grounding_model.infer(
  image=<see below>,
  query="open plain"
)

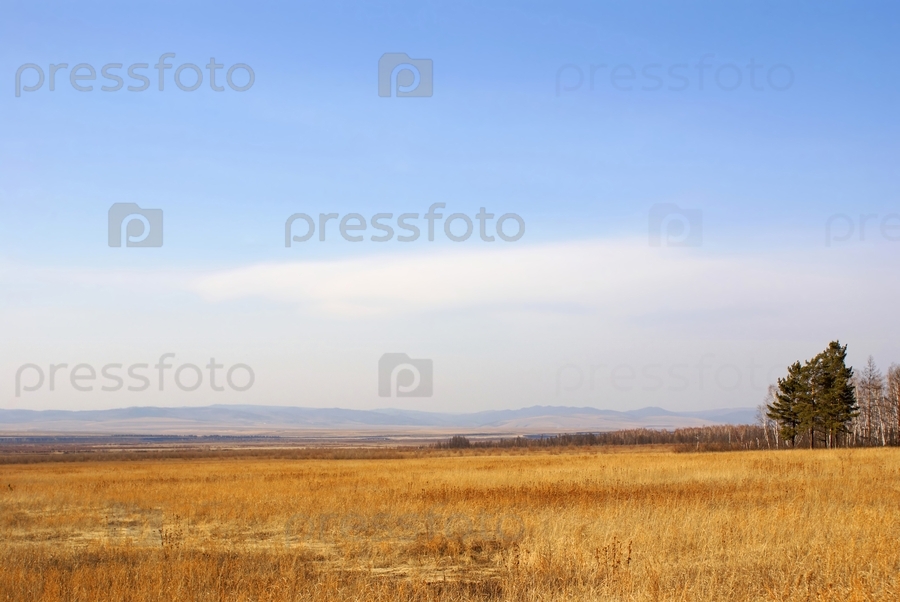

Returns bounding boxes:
[1,446,899,601]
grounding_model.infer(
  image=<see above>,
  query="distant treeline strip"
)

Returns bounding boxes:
[434,426,769,452]
[0,447,412,464]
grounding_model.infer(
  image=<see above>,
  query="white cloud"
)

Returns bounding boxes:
[186,238,900,322]
[189,239,714,317]
[3,240,898,412]
[4,239,897,327]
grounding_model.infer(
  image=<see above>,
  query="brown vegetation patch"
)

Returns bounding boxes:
[1,447,899,600]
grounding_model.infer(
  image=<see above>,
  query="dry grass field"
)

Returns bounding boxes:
[1,446,899,601]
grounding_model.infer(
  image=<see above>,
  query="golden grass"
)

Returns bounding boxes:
[1,447,899,601]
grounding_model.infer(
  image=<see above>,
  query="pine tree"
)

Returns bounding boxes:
[815,341,857,447]
[769,341,858,449]
[795,359,821,448]
[767,361,805,447]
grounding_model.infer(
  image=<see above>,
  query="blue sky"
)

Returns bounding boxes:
[2,1,898,412]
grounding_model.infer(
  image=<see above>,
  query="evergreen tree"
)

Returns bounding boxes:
[798,354,823,448]
[814,341,857,447]
[769,341,857,449]
[767,361,805,447]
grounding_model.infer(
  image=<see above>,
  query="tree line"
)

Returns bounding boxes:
[436,341,900,452]
[435,424,770,452]
[762,341,900,448]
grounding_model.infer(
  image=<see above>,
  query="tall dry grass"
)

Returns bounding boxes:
[1,447,898,601]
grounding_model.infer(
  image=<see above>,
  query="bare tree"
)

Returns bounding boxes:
[888,364,900,446]
[758,386,779,449]
[855,357,886,446]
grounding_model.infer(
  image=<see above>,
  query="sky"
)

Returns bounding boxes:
[1,0,899,413]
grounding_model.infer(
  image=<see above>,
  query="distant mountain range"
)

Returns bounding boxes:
[0,405,758,436]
